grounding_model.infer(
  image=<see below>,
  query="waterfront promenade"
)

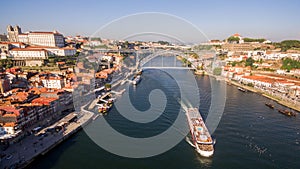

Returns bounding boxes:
[0,110,94,169]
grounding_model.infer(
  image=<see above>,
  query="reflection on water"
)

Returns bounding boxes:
[195,154,213,168]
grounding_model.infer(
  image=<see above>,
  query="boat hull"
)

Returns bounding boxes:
[196,148,214,157]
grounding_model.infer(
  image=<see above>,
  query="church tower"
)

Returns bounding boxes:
[7,25,22,42]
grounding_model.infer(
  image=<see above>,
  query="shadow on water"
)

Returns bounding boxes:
[26,131,87,169]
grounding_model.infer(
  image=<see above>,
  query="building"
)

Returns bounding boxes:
[7,25,66,47]
[40,89,73,106]
[0,97,59,142]
[9,48,48,66]
[28,46,76,56]
[26,31,65,47]
[0,105,24,142]
[0,74,11,94]
[18,33,29,44]
[40,74,65,89]
[0,34,8,42]
[7,25,22,42]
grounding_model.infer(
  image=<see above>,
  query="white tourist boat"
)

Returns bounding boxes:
[186,108,214,157]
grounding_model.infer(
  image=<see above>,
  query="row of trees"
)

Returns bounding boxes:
[273,40,300,52]
[227,57,256,67]
[45,52,79,67]
[281,58,300,71]
[227,36,266,43]
[243,38,266,43]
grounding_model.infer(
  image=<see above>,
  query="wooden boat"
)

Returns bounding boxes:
[278,109,296,117]
[265,103,274,109]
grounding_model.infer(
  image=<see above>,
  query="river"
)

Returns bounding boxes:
[28,56,300,169]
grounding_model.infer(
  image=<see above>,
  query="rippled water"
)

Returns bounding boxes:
[28,57,300,169]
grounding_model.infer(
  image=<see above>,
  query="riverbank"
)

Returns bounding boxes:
[226,79,300,112]
[0,111,94,169]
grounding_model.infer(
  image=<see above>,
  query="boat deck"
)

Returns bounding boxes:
[186,108,214,152]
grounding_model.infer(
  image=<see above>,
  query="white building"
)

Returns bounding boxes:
[27,46,77,56]
[46,47,76,56]
[41,76,65,89]
[239,76,273,88]
[18,31,65,47]
[18,33,29,43]
[9,48,48,60]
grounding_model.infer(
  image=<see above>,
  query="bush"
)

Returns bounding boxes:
[213,67,222,75]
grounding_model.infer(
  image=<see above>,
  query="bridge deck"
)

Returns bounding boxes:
[141,67,195,70]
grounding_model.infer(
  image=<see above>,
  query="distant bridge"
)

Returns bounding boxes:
[141,66,195,70]
[136,50,198,71]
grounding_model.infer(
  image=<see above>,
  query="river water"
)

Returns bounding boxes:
[28,56,300,169]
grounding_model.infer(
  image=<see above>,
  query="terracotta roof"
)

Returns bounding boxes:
[3,122,16,127]
[56,62,65,65]
[3,114,17,118]
[0,106,22,116]
[19,33,29,36]
[10,48,47,52]
[27,45,60,49]
[0,42,25,45]
[29,31,61,35]
[31,97,57,105]
[233,33,240,37]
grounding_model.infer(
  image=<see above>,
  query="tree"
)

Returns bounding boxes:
[243,38,266,43]
[227,36,240,43]
[213,67,222,75]
[245,57,255,67]
[190,53,199,59]
[280,40,300,51]
[281,58,300,71]
[90,37,102,42]
[157,41,170,45]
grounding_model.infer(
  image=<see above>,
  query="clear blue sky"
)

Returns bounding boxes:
[1,0,300,42]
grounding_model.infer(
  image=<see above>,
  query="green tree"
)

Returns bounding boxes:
[157,41,170,45]
[281,58,300,71]
[245,57,255,67]
[213,67,222,75]
[90,37,102,42]
[281,40,300,51]
[227,36,240,43]
[243,38,266,43]
[190,53,199,59]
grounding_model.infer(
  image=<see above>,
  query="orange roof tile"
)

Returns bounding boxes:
[10,48,47,52]
[31,97,57,105]
[0,106,22,116]
[3,122,16,127]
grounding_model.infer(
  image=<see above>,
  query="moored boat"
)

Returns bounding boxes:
[98,103,112,114]
[265,103,274,109]
[96,93,114,115]
[238,87,247,92]
[186,108,214,157]
[132,75,141,85]
[278,109,296,117]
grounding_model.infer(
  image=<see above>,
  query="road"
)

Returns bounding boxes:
[0,110,94,169]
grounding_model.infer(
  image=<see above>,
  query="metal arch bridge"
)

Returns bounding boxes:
[136,50,197,70]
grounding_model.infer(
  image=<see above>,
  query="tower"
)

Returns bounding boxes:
[7,25,22,42]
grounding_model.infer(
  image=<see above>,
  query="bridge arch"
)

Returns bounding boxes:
[137,50,193,69]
